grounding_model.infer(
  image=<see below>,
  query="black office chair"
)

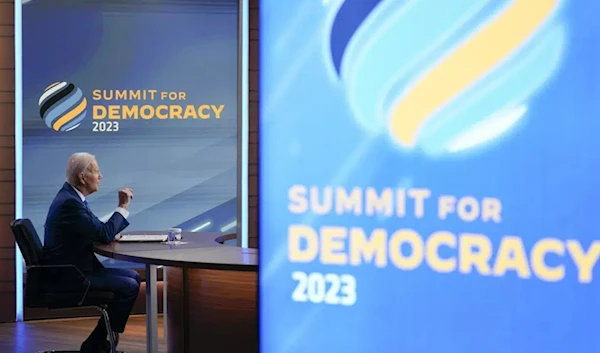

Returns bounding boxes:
[11,218,118,353]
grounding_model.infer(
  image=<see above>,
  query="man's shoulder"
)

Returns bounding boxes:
[48,185,82,212]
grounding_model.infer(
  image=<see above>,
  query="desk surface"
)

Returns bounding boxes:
[94,231,258,271]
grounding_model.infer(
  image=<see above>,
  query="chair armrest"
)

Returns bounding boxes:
[27,264,91,305]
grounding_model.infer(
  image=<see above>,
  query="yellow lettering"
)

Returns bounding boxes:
[426,231,456,273]
[155,105,168,119]
[493,236,531,279]
[183,105,196,119]
[198,105,211,119]
[320,226,347,265]
[93,106,106,119]
[531,238,564,282]
[335,187,362,215]
[459,233,492,275]
[107,105,120,120]
[309,186,331,215]
[129,90,141,100]
[91,89,161,101]
[115,90,127,100]
[365,187,392,217]
[395,189,406,217]
[438,195,456,220]
[122,106,138,119]
[407,188,430,218]
[457,196,479,222]
[389,229,423,270]
[212,104,224,118]
[481,197,502,223]
[171,105,183,119]
[349,228,386,267]
[567,240,600,283]
[283,222,588,284]
[288,225,317,262]
[288,185,308,214]
[140,105,153,120]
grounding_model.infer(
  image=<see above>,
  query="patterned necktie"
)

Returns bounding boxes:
[83,200,90,212]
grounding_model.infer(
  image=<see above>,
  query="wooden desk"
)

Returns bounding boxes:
[94,231,257,353]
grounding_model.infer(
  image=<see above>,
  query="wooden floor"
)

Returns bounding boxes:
[0,314,166,353]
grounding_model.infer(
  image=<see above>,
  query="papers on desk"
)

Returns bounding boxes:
[117,234,168,242]
[161,241,189,246]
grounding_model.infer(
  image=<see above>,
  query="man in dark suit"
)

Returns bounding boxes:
[43,152,139,353]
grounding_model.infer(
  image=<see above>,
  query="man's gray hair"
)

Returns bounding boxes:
[66,152,97,186]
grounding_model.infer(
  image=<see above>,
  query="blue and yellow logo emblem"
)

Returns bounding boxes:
[39,82,88,132]
[328,0,566,155]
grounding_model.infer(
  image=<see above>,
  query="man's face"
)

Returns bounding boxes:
[82,160,102,194]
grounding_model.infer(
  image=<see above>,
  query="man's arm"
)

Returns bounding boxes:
[61,198,130,244]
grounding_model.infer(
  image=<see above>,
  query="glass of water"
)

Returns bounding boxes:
[167,227,182,244]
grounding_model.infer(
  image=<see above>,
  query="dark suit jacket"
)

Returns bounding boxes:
[42,182,129,273]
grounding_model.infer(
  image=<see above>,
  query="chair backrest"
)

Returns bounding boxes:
[10,218,43,267]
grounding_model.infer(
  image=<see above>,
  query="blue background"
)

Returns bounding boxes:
[259,0,600,352]
[22,0,239,246]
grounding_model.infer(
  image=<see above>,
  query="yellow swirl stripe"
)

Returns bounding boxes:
[389,0,558,146]
[52,98,87,131]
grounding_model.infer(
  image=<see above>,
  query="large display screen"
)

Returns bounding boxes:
[259,1,600,352]
[20,0,239,246]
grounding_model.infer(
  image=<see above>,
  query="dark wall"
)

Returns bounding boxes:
[248,0,259,248]
[0,0,16,323]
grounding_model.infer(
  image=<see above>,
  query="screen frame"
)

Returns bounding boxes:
[14,0,24,322]
[236,0,249,248]
[13,0,249,321]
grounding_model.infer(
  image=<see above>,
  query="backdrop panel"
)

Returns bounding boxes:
[259,1,600,352]
[21,0,239,250]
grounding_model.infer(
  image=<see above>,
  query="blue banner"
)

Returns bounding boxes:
[259,1,600,352]
[21,0,239,243]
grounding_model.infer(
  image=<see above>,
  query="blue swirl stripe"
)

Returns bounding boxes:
[417,25,566,154]
[38,82,67,106]
[43,87,84,127]
[378,0,512,115]
[335,0,497,133]
[329,0,383,75]
[327,0,567,155]
[61,111,88,132]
